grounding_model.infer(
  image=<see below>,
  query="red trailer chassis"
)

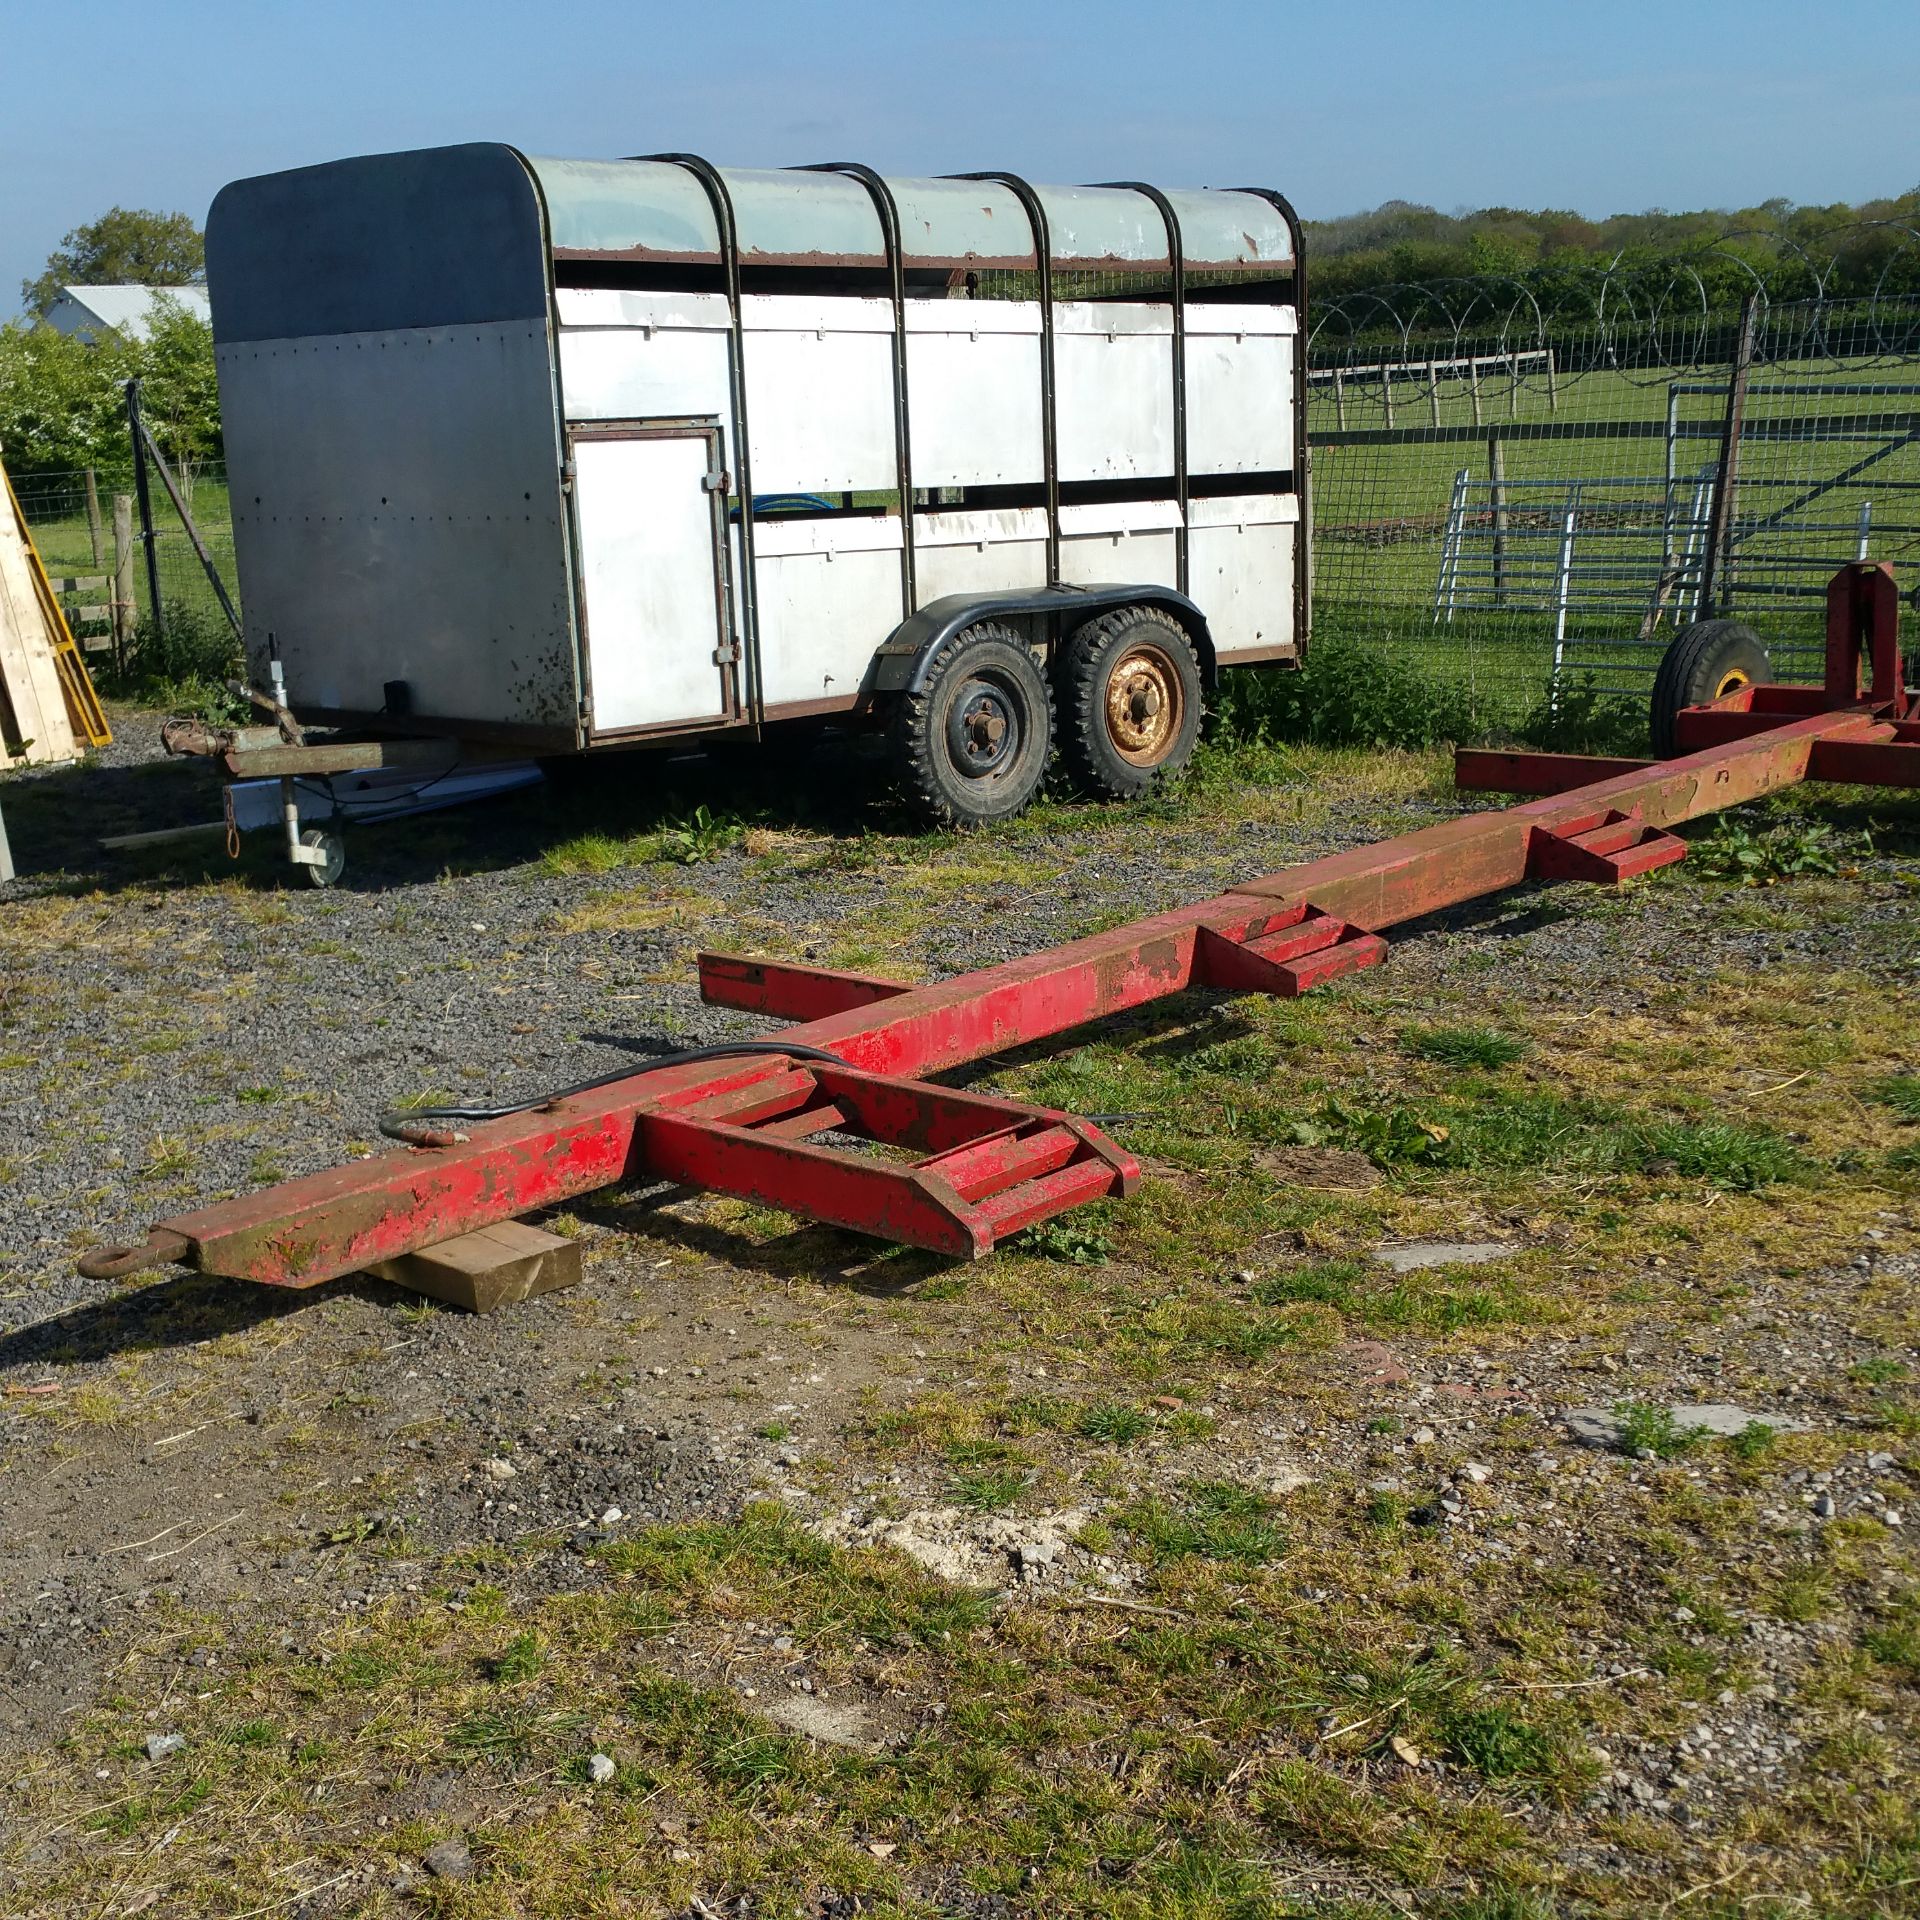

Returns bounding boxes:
[81,565,1917,1290]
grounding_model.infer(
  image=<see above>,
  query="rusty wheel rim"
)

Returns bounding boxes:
[1713,667,1752,700]
[1104,644,1184,767]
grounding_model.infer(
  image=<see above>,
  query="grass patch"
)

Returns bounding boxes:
[1869,1074,1920,1123]
[1120,1481,1285,1564]
[1403,1023,1529,1070]
[1441,1705,1558,1782]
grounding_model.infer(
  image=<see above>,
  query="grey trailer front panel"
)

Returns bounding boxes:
[217,322,577,732]
[208,145,581,739]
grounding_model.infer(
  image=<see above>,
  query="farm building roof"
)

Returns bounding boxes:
[40,285,212,342]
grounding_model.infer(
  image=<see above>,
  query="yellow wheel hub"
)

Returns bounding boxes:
[1105,644,1185,766]
[1713,667,1752,699]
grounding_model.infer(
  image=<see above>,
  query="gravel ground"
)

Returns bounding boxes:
[1,710,1916,1913]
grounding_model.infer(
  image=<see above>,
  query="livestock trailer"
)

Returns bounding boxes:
[202,144,1306,858]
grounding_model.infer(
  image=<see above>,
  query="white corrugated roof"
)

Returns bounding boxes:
[42,284,212,341]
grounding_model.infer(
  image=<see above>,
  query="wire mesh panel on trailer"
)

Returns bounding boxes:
[1306,230,1920,728]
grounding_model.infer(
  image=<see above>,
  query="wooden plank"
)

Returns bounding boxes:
[0,467,78,766]
[362,1220,584,1315]
[224,738,461,777]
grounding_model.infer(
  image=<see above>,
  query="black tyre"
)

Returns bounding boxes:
[1057,605,1203,798]
[890,622,1053,827]
[1650,618,1772,758]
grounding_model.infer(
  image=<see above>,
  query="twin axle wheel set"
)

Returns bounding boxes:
[890,604,1202,827]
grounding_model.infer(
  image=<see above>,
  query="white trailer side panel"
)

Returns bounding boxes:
[912,507,1049,604]
[904,304,1043,488]
[1186,306,1297,476]
[554,288,732,422]
[742,296,897,495]
[1054,304,1174,482]
[1188,493,1299,655]
[1058,499,1182,592]
[752,515,904,709]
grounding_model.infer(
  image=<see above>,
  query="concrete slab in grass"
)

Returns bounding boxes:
[1374,1240,1513,1274]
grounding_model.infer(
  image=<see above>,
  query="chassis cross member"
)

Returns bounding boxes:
[81,565,1916,1292]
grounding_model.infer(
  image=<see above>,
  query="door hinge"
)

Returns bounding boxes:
[712,642,739,665]
[702,468,730,494]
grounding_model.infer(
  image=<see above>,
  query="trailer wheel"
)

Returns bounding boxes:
[300,827,345,888]
[1650,619,1772,758]
[1058,605,1203,798]
[891,622,1053,827]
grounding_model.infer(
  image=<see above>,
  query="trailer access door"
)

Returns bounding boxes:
[571,422,735,735]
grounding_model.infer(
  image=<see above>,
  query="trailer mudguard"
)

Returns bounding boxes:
[868,585,1219,695]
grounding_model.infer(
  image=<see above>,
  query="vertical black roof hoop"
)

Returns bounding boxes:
[796,162,916,618]
[631,152,764,722]
[948,171,1059,585]
[1228,188,1309,647]
[1094,181,1189,596]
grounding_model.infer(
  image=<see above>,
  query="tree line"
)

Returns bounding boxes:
[1304,188,1920,318]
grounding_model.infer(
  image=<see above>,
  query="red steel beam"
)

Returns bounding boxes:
[77,695,1890,1293]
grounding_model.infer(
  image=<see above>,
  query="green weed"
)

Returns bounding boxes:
[1078,1403,1153,1447]
[1404,1023,1529,1070]
[1016,1217,1112,1264]
[1122,1481,1284,1565]
[1615,1400,1708,1458]
[1689,816,1862,885]
[1288,1098,1457,1169]
[1638,1118,1803,1189]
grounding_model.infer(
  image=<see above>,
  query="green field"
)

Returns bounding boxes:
[1307,351,1920,714]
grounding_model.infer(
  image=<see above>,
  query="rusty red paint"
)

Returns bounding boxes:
[86,568,1914,1291]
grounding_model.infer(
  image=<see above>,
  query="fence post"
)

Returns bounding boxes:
[125,379,165,646]
[1545,345,1558,412]
[1488,431,1508,606]
[1427,358,1441,426]
[1333,367,1346,431]
[83,468,104,568]
[1549,482,1582,711]
[1468,355,1483,427]
[1856,499,1872,561]
[112,494,136,673]
[1697,294,1758,618]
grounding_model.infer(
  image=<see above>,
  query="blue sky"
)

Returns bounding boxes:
[5,0,1916,319]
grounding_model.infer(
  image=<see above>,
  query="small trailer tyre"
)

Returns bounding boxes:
[891,622,1054,827]
[1650,619,1772,758]
[1058,605,1203,798]
[300,827,345,888]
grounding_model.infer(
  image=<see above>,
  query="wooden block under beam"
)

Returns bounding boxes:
[363,1220,583,1315]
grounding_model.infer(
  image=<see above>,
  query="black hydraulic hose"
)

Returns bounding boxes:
[377,1038,848,1145]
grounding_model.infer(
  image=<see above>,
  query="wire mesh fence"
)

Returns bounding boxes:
[10,458,237,676]
[1308,231,1920,729]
